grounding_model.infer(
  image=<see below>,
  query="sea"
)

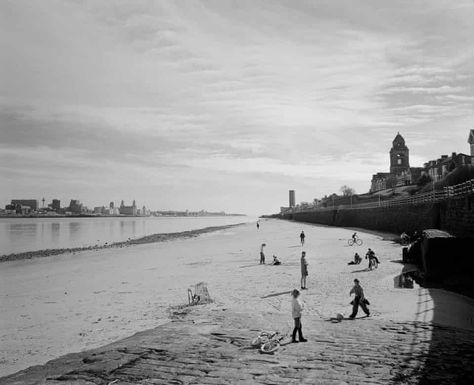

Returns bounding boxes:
[0,216,256,255]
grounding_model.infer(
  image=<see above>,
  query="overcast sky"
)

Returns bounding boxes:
[1,0,473,215]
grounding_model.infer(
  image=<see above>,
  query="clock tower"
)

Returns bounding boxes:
[389,133,410,175]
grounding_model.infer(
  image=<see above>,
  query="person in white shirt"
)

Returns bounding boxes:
[291,289,308,343]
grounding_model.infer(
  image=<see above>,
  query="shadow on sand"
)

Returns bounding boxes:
[389,264,474,384]
[261,290,292,299]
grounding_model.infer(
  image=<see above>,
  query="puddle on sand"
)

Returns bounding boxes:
[394,272,415,288]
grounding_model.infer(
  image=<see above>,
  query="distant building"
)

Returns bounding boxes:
[110,201,114,209]
[371,131,473,192]
[6,203,31,215]
[422,152,472,181]
[68,199,83,214]
[51,199,60,212]
[469,129,474,156]
[370,133,424,192]
[289,190,295,208]
[11,199,38,211]
[120,200,137,216]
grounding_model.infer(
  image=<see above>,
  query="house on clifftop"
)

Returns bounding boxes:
[371,130,474,192]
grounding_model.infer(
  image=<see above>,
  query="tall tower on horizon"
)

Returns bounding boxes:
[389,133,410,175]
[289,190,295,208]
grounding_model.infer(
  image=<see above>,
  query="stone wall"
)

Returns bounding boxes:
[439,195,474,238]
[283,194,474,238]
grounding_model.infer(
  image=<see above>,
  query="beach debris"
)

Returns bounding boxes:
[187,282,212,305]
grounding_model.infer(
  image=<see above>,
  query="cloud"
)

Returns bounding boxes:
[1,0,473,213]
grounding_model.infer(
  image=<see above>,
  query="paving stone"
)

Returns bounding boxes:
[2,306,474,385]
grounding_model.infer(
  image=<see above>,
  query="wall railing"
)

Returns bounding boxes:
[285,179,474,213]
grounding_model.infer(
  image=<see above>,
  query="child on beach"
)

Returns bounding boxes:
[348,252,362,265]
[349,279,370,319]
[365,248,380,270]
[260,243,266,264]
[291,289,307,343]
[300,251,308,289]
[300,231,305,245]
[272,255,281,265]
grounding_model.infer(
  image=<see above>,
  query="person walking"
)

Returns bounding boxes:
[257,222,260,229]
[259,243,266,264]
[300,231,305,246]
[300,251,308,289]
[349,278,370,319]
[291,289,307,343]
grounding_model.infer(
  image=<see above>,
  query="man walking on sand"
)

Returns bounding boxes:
[300,251,308,289]
[300,231,305,246]
[349,278,370,319]
[259,243,266,264]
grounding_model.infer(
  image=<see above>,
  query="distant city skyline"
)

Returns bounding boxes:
[1,1,473,215]
[1,196,234,215]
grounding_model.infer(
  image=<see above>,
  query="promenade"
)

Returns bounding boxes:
[4,305,474,384]
[2,219,474,384]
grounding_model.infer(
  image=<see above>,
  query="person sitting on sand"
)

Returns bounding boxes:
[349,278,370,319]
[260,243,266,264]
[365,248,380,270]
[272,255,281,265]
[348,252,362,265]
[291,289,307,343]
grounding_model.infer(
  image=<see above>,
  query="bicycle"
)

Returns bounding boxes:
[348,237,363,246]
[251,328,290,354]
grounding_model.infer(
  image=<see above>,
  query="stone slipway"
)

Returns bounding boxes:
[3,304,474,385]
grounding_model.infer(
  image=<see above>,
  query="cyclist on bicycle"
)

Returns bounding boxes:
[352,232,358,242]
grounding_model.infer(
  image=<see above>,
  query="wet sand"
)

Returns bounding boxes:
[0,223,244,263]
[1,219,473,381]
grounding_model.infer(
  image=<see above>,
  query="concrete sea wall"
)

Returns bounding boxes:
[282,194,474,238]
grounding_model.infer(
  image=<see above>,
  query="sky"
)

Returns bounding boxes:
[1,0,473,215]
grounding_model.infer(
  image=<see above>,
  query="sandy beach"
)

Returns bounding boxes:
[1,219,473,382]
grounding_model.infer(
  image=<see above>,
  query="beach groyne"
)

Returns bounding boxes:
[280,194,474,238]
